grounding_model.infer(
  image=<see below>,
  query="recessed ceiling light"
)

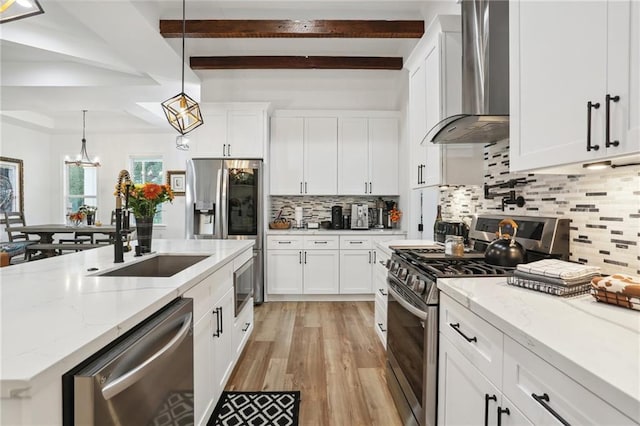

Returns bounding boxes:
[0,0,44,24]
[582,160,612,170]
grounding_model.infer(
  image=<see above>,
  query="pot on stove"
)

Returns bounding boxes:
[484,218,526,267]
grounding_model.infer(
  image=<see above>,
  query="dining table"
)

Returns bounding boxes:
[10,224,118,259]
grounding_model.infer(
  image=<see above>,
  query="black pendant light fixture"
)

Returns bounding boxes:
[161,0,203,136]
[65,110,100,168]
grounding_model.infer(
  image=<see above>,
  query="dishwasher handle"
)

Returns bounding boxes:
[102,312,192,400]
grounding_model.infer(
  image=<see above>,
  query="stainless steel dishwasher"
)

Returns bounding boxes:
[63,298,194,426]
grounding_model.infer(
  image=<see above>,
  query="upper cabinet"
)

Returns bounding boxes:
[510,1,640,172]
[406,16,483,188]
[190,104,269,158]
[270,111,400,196]
[338,116,399,196]
[270,115,338,195]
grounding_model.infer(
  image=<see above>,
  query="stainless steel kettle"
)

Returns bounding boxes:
[484,218,526,267]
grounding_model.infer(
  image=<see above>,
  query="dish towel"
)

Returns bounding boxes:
[516,259,600,280]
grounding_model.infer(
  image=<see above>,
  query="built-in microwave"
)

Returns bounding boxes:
[234,258,254,317]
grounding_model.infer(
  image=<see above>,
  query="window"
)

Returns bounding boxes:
[66,165,97,214]
[130,156,164,224]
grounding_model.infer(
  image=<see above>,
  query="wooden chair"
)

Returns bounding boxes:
[1,211,37,262]
[96,210,117,244]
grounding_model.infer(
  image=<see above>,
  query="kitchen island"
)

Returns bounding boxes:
[0,239,253,425]
[437,277,640,424]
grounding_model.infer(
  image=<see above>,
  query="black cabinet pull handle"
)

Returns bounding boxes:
[532,393,570,426]
[378,288,387,296]
[219,306,223,334]
[377,323,386,332]
[368,251,372,264]
[373,251,377,263]
[484,394,497,426]
[304,251,307,264]
[227,144,231,156]
[449,322,477,343]
[242,322,251,332]
[212,308,221,337]
[587,101,600,151]
[299,251,302,264]
[417,165,421,185]
[365,182,368,194]
[300,182,303,194]
[497,407,510,426]
[369,182,372,193]
[304,182,308,193]
[605,94,620,148]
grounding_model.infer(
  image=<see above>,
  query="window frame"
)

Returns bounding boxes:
[129,155,166,225]
[64,164,98,218]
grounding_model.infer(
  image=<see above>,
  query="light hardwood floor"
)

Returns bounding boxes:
[226,301,403,426]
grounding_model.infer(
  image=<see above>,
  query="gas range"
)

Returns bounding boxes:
[387,248,514,306]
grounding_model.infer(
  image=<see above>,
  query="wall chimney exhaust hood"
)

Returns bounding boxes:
[426,0,510,145]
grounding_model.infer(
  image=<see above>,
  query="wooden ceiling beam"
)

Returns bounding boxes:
[160,19,424,38]
[190,56,403,70]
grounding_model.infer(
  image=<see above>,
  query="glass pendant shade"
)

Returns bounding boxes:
[65,110,100,168]
[161,92,203,135]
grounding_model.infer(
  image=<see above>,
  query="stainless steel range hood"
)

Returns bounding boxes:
[427,0,509,144]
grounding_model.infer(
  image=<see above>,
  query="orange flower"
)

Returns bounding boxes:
[143,183,163,200]
[390,207,402,223]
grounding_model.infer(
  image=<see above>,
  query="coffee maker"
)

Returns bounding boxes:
[350,204,369,230]
[331,206,343,229]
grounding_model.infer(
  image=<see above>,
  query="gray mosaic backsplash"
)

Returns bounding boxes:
[270,195,399,225]
[440,139,640,275]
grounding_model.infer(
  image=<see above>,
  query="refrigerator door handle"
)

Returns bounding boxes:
[215,167,223,238]
[221,165,229,239]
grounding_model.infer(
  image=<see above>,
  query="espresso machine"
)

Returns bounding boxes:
[350,204,369,230]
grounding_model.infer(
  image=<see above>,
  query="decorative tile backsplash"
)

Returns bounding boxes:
[270,195,399,225]
[440,140,640,275]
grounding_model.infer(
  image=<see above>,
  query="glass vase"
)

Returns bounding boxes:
[135,216,154,253]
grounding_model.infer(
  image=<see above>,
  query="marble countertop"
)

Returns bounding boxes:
[266,229,407,235]
[0,239,253,398]
[437,277,640,422]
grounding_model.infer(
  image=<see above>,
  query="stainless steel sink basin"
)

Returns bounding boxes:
[97,255,210,277]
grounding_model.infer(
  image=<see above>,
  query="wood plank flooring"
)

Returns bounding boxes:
[226,301,403,426]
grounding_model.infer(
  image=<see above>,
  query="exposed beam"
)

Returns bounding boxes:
[160,19,424,38]
[190,56,403,70]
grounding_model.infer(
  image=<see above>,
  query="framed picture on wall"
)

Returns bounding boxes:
[167,170,186,196]
[0,156,24,214]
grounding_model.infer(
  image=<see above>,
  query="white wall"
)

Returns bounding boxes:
[0,121,53,238]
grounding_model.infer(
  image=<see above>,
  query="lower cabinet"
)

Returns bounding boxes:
[438,292,636,426]
[185,249,255,426]
[339,249,374,293]
[372,245,391,347]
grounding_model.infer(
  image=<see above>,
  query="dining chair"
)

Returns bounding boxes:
[95,210,117,244]
[1,211,38,262]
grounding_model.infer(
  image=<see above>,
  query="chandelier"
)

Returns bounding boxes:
[65,110,100,168]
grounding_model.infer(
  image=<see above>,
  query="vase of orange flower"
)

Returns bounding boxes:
[389,204,402,228]
[123,182,174,252]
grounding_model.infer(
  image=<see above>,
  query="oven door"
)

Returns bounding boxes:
[386,279,438,426]
[234,258,254,317]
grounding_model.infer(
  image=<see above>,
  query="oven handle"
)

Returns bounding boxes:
[388,286,428,320]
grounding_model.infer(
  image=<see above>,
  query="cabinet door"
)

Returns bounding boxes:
[409,64,427,189]
[369,118,399,195]
[304,117,338,195]
[212,287,235,397]
[233,297,253,357]
[498,395,534,426]
[227,110,263,158]
[339,250,373,294]
[423,40,443,186]
[303,250,339,294]
[270,117,304,195]
[191,111,227,157]
[338,117,369,195]
[267,250,303,294]
[192,314,214,426]
[510,1,608,171]
[438,334,501,426]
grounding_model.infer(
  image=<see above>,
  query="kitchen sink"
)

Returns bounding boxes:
[97,255,210,277]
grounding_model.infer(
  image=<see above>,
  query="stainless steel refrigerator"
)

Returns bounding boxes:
[186,158,264,304]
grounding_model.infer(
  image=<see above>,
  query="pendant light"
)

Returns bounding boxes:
[65,110,100,168]
[161,0,203,136]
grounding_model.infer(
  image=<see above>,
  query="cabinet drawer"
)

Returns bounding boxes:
[440,293,503,387]
[340,236,372,249]
[233,298,254,356]
[304,235,339,249]
[267,235,303,250]
[374,298,387,347]
[503,336,635,425]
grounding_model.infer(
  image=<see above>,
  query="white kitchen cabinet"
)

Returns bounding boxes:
[438,293,636,426]
[191,310,214,426]
[339,250,374,293]
[373,245,391,347]
[270,116,338,195]
[267,249,304,294]
[510,1,640,172]
[407,186,439,241]
[338,117,399,195]
[212,287,235,397]
[266,235,339,294]
[191,105,267,158]
[233,297,254,357]
[406,16,483,188]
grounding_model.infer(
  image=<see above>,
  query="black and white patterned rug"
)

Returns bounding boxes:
[207,391,301,426]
